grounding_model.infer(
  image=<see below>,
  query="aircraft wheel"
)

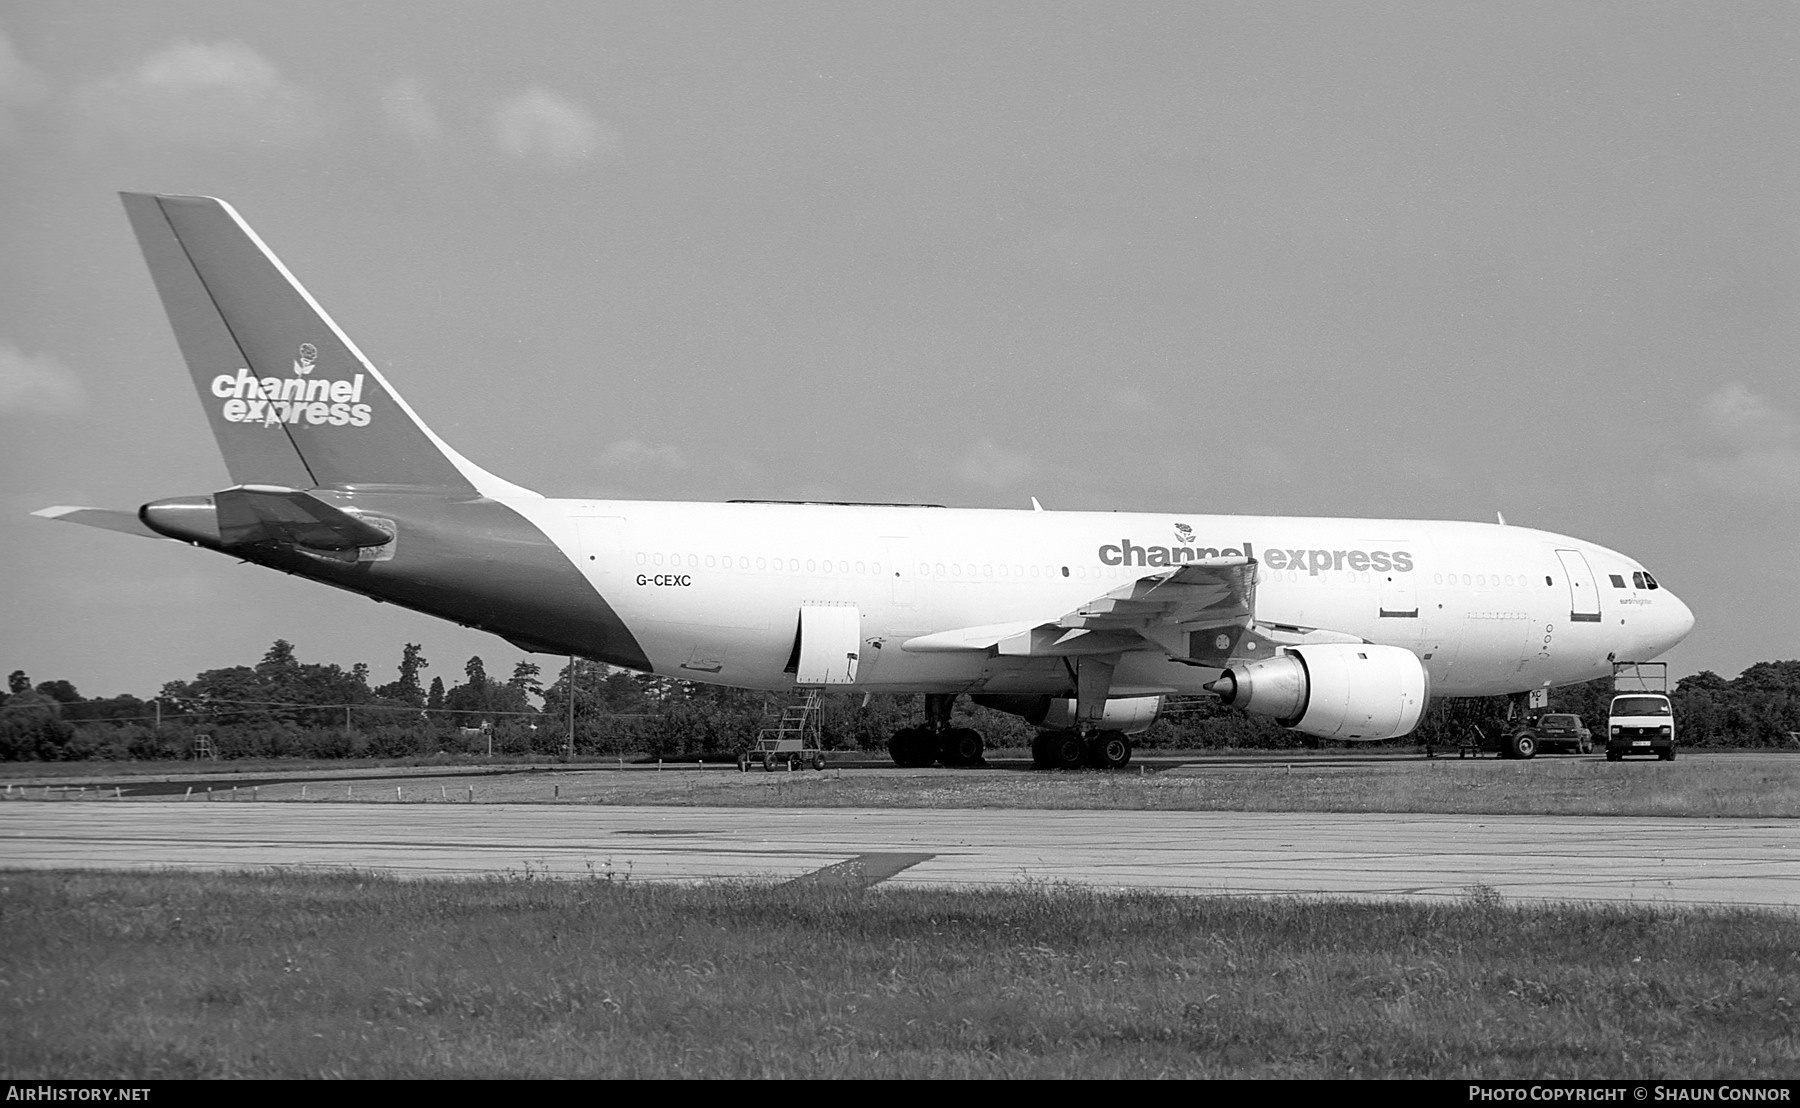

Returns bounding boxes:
[889,728,933,768]
[1048,730,1086,771]
[812,753,826,771]
[941,727,984,767]
[1093,734,1131,769]
[1509,730,1537,760]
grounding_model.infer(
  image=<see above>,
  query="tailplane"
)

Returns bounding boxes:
[120,193,535,498]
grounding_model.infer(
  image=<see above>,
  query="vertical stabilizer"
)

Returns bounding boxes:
[120,193,536,498]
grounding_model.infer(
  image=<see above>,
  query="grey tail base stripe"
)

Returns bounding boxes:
[784,853,936,889]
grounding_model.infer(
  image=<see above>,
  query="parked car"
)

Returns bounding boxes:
[1534,713,1592,754]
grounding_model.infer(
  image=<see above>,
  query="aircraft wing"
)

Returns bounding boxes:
[903,558,1276,667]
[32,506,169,541]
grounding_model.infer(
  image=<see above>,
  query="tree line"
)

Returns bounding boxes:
[1,641,1796,762]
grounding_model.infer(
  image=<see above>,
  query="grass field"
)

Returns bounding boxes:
[63,752,1794,819]
[4,869,1797,1079]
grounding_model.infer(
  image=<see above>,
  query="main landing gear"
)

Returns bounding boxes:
[1029,730,1132,770]
[887,693,987,768]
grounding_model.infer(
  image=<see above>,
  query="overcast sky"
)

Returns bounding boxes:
[2,1,1794,700]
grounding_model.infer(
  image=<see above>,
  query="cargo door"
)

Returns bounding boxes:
[795,602,862,685]
[1556,549,1602,623]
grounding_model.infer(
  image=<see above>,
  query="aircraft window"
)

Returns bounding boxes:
[936,563,945,576]
[705,555,715,568]
[636,552,647,565]
[1644,572,1659,590]
[1611,574,1626,588]
[1462,575,1471,586]
[856,561,865,574]
[806,559,816,573]
[984,565,993,577]
[839,561,848,573]
[1061,566,1070,577]
[1545,576,1553,586]
[689,555,699,568]
[1477,575,1486,586]
[789,559,799,572]
[952,564,962,577]
[1632,572,1646,589]
[872,562,880,575]
[967,564,977,577]
[653,553,664,566]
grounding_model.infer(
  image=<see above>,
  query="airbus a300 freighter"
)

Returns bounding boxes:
[37,194,1695,768]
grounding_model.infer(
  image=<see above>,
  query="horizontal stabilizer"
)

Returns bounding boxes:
[32,506,168,541]
[212,485,393,549]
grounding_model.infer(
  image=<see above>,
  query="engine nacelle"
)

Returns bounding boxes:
[971,694,1162,734]
[1209,643,1427,741]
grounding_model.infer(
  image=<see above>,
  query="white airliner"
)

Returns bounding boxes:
[36,194,1694,768]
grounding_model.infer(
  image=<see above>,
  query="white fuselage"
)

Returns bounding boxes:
[505,499,1694,700]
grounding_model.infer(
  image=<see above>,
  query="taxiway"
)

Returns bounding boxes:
[1,802,1793,909]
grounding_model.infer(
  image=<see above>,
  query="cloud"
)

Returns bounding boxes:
[1686,383,1800,504]
[599,439,688,471]
[492,87,617,167]
[0,342,84,416]
[380,76,441,145]
[0,22,47,143]
[1703,383,1794,448]
[953,438,1039,490]
[71,40,324,148]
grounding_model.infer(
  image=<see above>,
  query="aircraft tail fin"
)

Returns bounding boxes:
[119,193,536,498]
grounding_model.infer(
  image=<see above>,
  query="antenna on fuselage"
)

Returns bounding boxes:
[1496,511,1507,526]
[1031,497,1046,511]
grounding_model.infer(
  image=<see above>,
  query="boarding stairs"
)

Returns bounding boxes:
[742,687,827,771]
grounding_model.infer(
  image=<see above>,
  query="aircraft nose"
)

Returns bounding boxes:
[1662,590,1696,649]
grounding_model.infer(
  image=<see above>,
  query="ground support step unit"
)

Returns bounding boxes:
[740,687,828,772]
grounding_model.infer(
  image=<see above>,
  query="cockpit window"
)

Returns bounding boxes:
[1644,572,1659,590]
[1610,574,1626,588]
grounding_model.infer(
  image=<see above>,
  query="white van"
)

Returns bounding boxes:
[1606,693,1675,761]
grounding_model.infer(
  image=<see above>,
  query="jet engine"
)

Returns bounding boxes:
[971,694,1162,734]
[1208,643,1427,741]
